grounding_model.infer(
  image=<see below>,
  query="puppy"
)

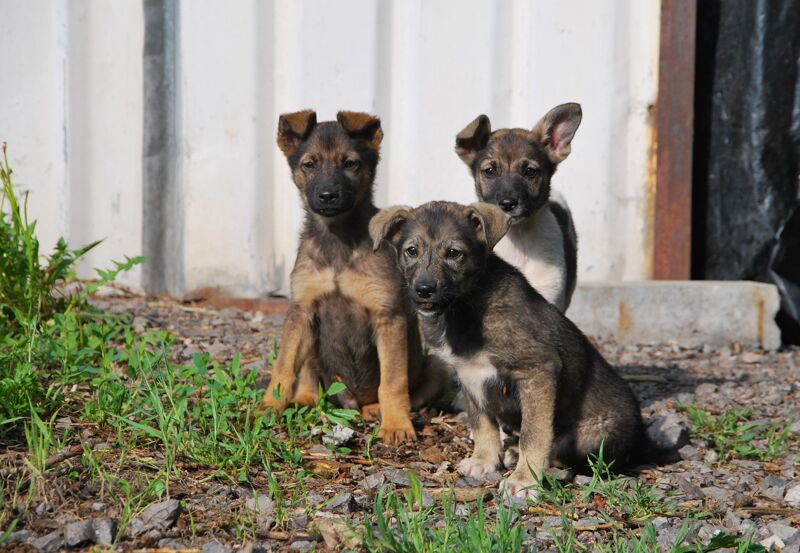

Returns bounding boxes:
[261,110,443,444]
[371,201,645,497]
[455,103,581,311]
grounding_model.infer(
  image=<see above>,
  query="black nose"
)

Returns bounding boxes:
[318,190,340,203]
[415,283,436,299]
[498,199,517,212]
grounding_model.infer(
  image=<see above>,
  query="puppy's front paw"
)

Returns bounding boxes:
[260,385,290,414]
[500,472,541,502]
[457,456,500,478]
[360,403,381,422]
[378,418,416,444]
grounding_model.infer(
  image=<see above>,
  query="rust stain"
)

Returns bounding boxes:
[644,103,658,279]
[618,301,632,341]
[756,295,765,347]
[182,286,290,314]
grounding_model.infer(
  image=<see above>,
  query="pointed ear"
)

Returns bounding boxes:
[277,110,317,158]
[467,202,511,250]
[369,205,412,252]
[455,115,492,167]
[336,111,383,151]
[531,103,582,164]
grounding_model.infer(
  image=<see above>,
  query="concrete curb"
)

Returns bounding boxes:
[569,281,782,350]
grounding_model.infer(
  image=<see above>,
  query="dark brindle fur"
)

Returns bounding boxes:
[371,201,646,497]
[261,110,443,444]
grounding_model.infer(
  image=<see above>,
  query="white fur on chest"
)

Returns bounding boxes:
[494,206,568,311]
[431,344,496,409]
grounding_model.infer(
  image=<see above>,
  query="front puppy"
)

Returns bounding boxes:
[372,201,645,498]
[455,104,582,311]
[261,110,441,444]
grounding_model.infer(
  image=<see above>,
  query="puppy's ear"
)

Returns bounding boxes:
[337,111,383,151]
[370,205,412,252]
[277,110,317,158]
[455,115,492,167]
[531,103,582,164]
[467,202,512,251]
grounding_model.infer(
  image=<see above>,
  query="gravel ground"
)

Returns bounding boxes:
[3,295,799,552]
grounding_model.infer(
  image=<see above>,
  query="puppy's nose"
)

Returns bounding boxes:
[318,190,340,203]
[415,283,436,299]
[498,199,517,212]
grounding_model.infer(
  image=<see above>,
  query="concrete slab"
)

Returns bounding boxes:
[569,281,781,350]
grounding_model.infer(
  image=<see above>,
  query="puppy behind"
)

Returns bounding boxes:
[371,201,646,497]
[260,110,444,444]
[455,104,581,311]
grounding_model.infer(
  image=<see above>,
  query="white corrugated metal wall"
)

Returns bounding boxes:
[0,0,660,297]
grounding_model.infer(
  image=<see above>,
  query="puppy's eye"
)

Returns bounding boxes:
[483,166,496,177]
[445,248,463,260]
[302,160,316,170]
[523,166,538,178]
[343,159,359,170]
[405,246,418,258]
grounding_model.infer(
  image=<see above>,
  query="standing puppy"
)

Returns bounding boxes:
[455,104,581,311]
[371,201,645,497]
[261,110,442,444]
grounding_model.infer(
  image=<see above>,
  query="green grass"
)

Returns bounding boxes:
[680,404,794,462]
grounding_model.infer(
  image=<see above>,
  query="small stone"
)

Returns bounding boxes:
[763,485,787,502]
[245,494,275,516]
[31,530,64,553]
[65,520,94,548]
[91,502,107,512]
[289,540,314,552]
[761,535,785,549]
[701,487,732,503]
[768,522,799,544]
[130,498,182,535]
[382,468,412,487]
[723,510,741,530]
[202,540,232,553]
[6,530,31,544]
[158,538,189,549]
[651,517,670,530]
[694,383,717,396]
[678,444,702,461]
[703,449,719,464]
[324,493,355,514]
[647,414,690,449]
[740,352,761,364]
[92,517,116,545]
[785,484,800,506]
[676,478,703,498]
[574,474,592,486]
[420,492,435,509]
[35,502,53,516]
[322,425,355,447]
[314,517,361,550]
[360,472,386,490]
[288,515,308,530]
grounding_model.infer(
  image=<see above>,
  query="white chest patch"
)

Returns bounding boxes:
[430,344,496,409]
[494,206,568,311]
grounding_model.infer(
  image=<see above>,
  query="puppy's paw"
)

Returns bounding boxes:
[503,445,519,470]
[457,456,500,478]
[260,386,290,414]
[378,419,417,444]
[500,472,541,502]
[360,403,381,422]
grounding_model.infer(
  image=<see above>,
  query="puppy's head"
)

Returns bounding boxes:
[277,110,383,218]
[455,103,581,223]
[370,201,511,317]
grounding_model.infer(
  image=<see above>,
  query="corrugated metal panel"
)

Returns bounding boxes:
[0,0,660,297]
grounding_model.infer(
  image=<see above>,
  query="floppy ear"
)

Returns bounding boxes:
[336,111,383,151]
[369,205,412,252]
[531,103,582,164]
[277,110,317,158]
[455,115,492,167]
[467,202,512,250]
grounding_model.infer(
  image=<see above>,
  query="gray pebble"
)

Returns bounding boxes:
[202,540,233,553]
[65,520,94,548]
[31,530,64,553]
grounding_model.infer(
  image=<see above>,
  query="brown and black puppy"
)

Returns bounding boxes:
[455,104,581,312]
[261,110,442,444]
[371,200,645,497]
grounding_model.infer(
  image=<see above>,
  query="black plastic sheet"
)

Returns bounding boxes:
[693,0,800,342]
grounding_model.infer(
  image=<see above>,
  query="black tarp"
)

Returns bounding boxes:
[693,0,800,343]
